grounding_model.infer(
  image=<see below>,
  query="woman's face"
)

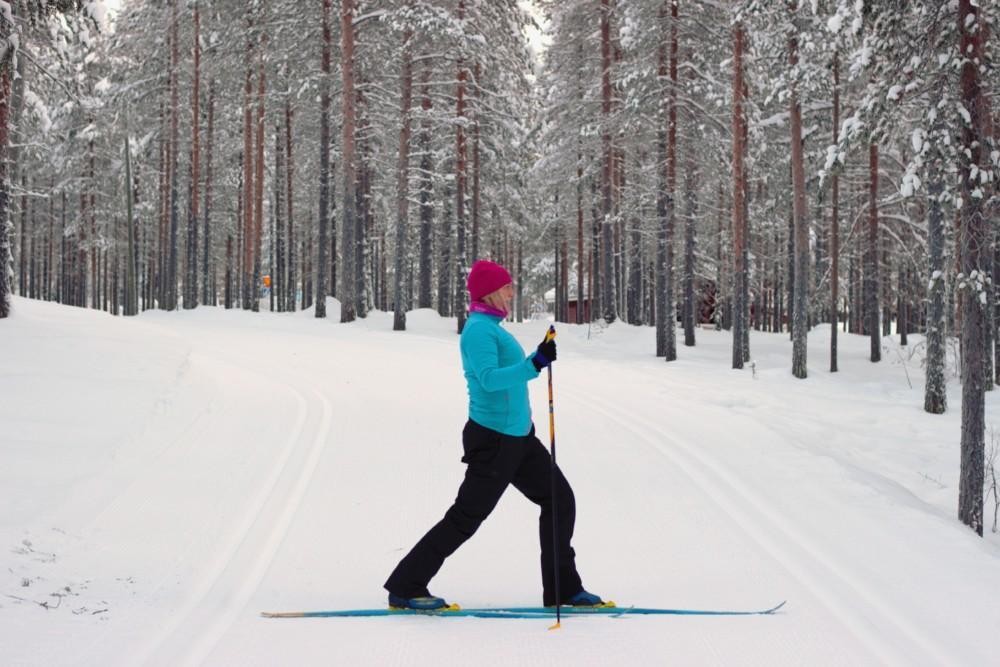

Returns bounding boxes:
[485,283,514,312]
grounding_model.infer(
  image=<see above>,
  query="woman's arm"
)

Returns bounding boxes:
[461,325,539,392]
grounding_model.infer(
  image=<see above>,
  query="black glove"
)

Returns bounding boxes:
[531,333,557,371]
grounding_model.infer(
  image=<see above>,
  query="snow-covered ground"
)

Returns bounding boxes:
[2,295,999,666]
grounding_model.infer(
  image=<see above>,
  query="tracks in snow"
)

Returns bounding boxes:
[129,349,335,667]
[563,385,953,666]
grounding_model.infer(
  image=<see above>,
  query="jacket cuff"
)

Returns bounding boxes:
[528,354,543,375]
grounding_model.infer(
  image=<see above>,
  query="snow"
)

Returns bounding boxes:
[3,297,1000,665]
[929,270,944,290]
[957,103,972,126]
[23,88,52,135]
[850,15,862,35]
[900,171,921,197]
[839,113,863,144]
[85,1,110,32]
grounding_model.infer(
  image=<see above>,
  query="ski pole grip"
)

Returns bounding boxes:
[545,325,556,343]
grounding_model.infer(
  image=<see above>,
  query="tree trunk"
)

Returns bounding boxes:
[225,233,233,309]
[600,0,617,324]
[577,148,585,324]
[830,51,840,372]
[187,0,200,309]
[89,143,97,310]
[556,207,569,323]
[167,0,180,310]
[356,80,370,318]
[731,19,745,369]
[555,222,562,321]
[274,121,283,312]
[393,27,413,331]
[772,224,781,333]
[60,191,68,305]
[231,152,243,310]
[867,142,881,361]
[417,64,433,309]
[882,229,891,337]
[0,52,10,319]
[789,1,808,379]
[655,1,673,355]
[241,17,255,310]
[740,85,750,361]
[628,156,643,325]
[683,128,696,346]
[203,81,215,306]
[666,0,679,352]
[340,0,358,322]
[614,150,623,317]
[45,177,53,301]
[980,91,995,390]
[898,257,908,346]
[438,174,452,317]
[787,203,794,337]
[958,0,986,536]
[516,240,524,322]
[124,125,138,316]
[655,148,667,347]
[591,179,601,319]
[472,62,481,263]
[995,170,1000,385]
[17,177,25,298]
[285,95,295,311]
[253,47,265,313]
[157,98,167,309]
[455,1,468,333]
[316,0,333,317]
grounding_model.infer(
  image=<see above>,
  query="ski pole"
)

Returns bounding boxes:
[544,324,561,630]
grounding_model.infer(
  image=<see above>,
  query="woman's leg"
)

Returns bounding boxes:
[511,430,584,606]
[384,421,519,598]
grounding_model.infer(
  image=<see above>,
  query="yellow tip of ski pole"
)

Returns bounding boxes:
[548,620,561,631]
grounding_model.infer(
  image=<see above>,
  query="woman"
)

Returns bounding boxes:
[383,259,602,610]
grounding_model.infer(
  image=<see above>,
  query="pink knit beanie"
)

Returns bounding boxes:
[466,260,512,301]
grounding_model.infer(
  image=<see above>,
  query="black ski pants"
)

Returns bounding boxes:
[384,419,583,606]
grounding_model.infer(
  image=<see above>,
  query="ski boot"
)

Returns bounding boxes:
[564,590,614,608]
[387,593,455,611]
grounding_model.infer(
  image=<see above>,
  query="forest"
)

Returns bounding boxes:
[0,0,996,535]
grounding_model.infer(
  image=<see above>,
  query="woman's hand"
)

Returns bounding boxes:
[532,331,557,371]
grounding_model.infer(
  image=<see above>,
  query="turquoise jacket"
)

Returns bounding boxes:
[460,311,541,436]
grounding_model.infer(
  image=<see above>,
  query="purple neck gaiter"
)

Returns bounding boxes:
[469,301,507,318]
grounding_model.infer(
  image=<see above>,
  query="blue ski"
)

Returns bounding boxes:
[261,601,785,619]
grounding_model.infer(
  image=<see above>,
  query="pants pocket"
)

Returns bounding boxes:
[461,421,502,465]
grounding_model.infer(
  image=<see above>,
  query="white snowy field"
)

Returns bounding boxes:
[2,296,1000,667]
